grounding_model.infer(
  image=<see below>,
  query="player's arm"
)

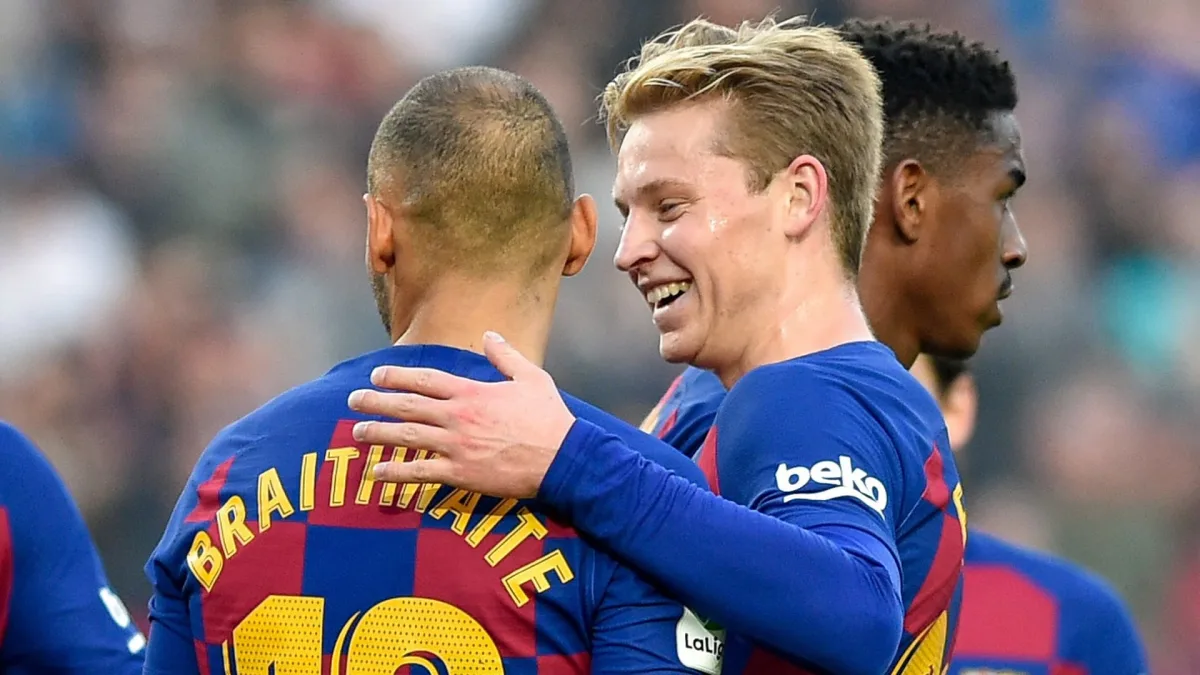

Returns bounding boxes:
[143,557,201,674]
[142,452,227,675]
[0,424,145,673]
[590,561,716,674]
[540,369,903,674]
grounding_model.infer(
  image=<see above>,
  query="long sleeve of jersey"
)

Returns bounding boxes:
[0,423,146,673]
[540,366,905,675]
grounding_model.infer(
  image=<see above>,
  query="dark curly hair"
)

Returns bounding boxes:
[838,19,1018,170]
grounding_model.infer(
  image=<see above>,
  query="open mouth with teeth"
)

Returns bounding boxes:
[646,281,693,309]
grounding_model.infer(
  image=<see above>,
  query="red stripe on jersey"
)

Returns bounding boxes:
[955,564,1057,660]
[921,447,950,509]
[194,639,209,674]
[657,409,680,440]
[1051,662,1087,675]
[199,520,307,645]
[645,374,683,436]
[308,421,422,530]
[537,652,590,674]
[0,508,11,642]
[698,427,720,495]
[186,457,236,524]
[321,653,347,675]
[744,647,819,673]
[411,528,545,659]
[904,511,965,634]
[658,373,684,407]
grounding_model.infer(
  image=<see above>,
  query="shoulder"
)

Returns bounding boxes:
[0,422,71,502]
[563,393,707,487]
[677,367,725,400]
[966,531,1136,623]
[196,370,369,479]
[0,421,45,468]
[671,368,724,425]
[721,344,919,439]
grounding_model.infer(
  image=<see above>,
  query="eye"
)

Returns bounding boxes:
[657,200,686,222]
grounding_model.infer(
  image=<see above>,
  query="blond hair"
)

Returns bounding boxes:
[600,17,883,276]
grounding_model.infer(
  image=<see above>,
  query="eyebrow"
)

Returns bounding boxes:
[613,178,692,214]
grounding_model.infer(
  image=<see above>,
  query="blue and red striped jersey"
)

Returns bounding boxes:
[144,344,713,675]
[639,352,966,674]
[0,422,146,673]
[950,530,1148,675]
[638,366,722,459]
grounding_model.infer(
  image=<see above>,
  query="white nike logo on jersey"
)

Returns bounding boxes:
[775,456,888,517]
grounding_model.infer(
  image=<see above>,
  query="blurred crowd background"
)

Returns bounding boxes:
[1,0,1197,669]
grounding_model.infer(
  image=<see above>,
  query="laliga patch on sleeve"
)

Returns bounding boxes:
[676,607,725,674]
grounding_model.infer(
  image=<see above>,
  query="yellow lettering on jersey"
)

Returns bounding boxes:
[428,489,483,535]
[377,447,403,506]
[324,447,359,508]
[501,549,575,607]
[395,449,441,513]
[413,480,442,513]
[355,445,385,505]
[952,483,968,548]
[187,530,224,592]
[299,452,317,511]
[257,468,295,532]
[893,610,947,675]
[484,508,546,566]
[216,496,255,557]
[465,498,519,547]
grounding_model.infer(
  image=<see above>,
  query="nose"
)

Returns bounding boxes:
[1001,213,1027,270]
[613,211,659,274]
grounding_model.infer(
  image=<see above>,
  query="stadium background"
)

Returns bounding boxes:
[0,0,1196,670]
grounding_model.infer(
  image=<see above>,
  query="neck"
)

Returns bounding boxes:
[859,289,918,367]
[857,236,919,367]
[714,258,876,389]
[393,275,556,367]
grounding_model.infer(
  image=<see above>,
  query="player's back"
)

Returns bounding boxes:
[145,344,708,675]
[951,530,1147,675]
[677,344,966,673]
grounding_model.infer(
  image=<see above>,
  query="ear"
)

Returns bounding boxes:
[942,371,979,450]
[889,159,931,244]
[364,193,396,275]
[562,194,598,277]
[780,154,828,239]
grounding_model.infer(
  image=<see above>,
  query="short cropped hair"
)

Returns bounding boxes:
[837,19,1018,171]
[367,66,573,276]
[600,17,884,277]
[927,355,970,396]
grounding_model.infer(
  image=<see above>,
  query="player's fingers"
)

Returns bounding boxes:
[482,331,543,382]
[352,420,458,455]
[372,457,453,485]
[369,366,470,399]
[347,389,450,427]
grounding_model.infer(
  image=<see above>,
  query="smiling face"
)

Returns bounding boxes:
[612,100,791,369]
[913,111,1029,356]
